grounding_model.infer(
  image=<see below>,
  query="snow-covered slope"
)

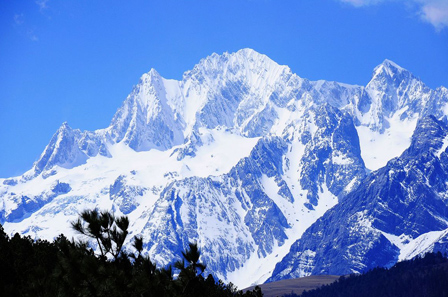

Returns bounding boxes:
[1,49,447,288]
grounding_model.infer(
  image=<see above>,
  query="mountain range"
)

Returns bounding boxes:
[1,49,448,288]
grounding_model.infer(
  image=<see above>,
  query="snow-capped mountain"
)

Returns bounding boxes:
[1,49,447,287]
[34,122,110,175]
[268,115,448,282]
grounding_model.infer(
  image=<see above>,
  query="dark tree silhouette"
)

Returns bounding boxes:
[71,209,129,260]
[0,210,264,297]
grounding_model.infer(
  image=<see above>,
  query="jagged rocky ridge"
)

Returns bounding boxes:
[0,49,447,287]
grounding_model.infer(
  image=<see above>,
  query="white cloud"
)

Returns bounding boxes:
[339,0,448,30]
[417,0,448,31]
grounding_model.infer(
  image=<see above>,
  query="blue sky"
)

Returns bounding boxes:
[1,0,447,178]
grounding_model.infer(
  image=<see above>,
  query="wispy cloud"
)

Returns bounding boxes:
[12,0,50,42]
[13,13,39,41]
[35,0,49,12]
[339,0,448,30]
[28,31,39,42]
[340,0,384,7]
[14,13,24,25]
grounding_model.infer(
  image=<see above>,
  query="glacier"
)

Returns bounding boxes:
[1,48,447,288]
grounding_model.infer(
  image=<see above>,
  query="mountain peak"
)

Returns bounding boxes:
[59,121,71,131]
[381,59,405,71]
[147,68,160,76]
[234,48,267,59]
[209,48,269,62]
[139,68,161,85]
[231,48,283,69]
[184,48,288,82]
[371,59,409,80]
[33,122,87,174]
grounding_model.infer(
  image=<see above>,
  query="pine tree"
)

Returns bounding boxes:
[71,209,129,260]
